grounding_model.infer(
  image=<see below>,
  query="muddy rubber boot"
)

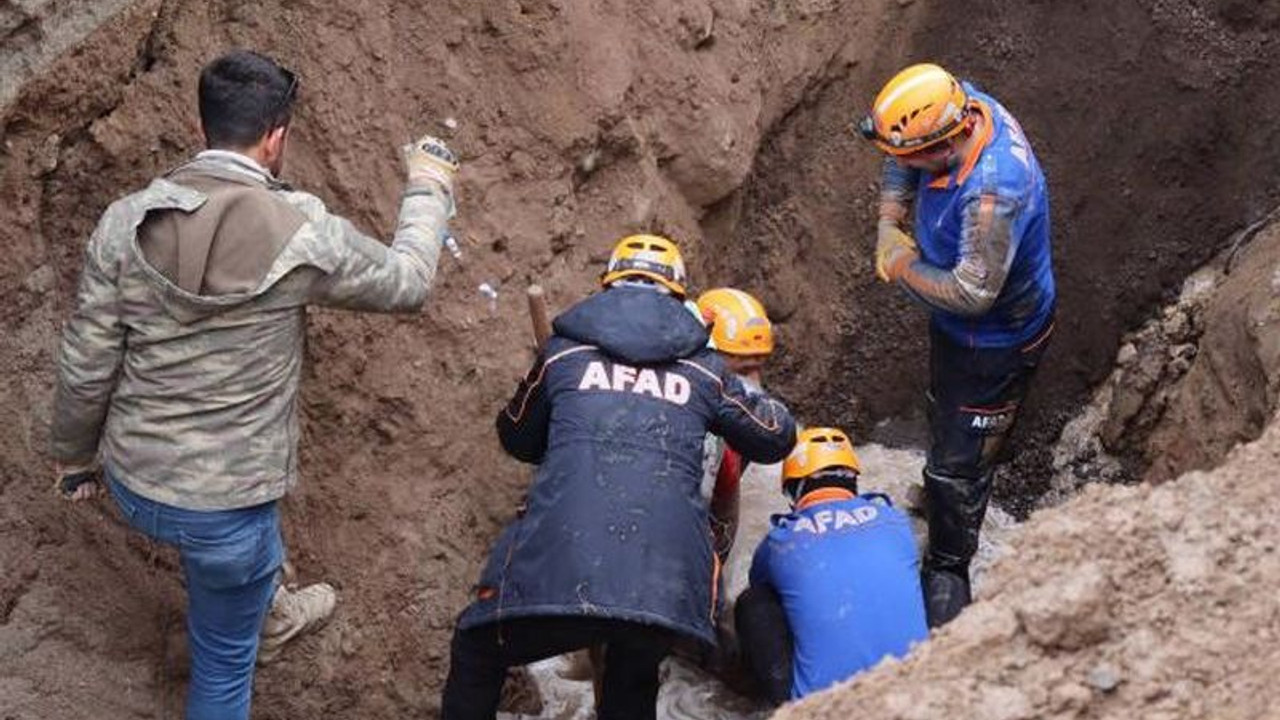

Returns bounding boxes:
[921,567,971,628]
[257,582,337,665]
[920,467,991,627]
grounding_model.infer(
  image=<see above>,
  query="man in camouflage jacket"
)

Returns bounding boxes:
[49,50,458,720]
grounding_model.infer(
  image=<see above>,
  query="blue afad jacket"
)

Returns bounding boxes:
[895,84,1055,348]
[750,490,928,699]
[460,287,797,644]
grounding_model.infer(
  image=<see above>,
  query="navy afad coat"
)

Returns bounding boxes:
[459,286,797,644]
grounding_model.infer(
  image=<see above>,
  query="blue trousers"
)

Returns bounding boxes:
[107,473,284,720]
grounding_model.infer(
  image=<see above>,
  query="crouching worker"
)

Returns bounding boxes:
[736,427,927,705]
[696,288,776,565]
[441,235,797,720]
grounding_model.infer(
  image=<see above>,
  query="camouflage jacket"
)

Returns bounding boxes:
[51,150,450,510]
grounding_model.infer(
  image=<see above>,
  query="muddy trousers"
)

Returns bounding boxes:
[923,319,1052,627]
[106,472,284,720]
[733,584,793,706]
[441,616,676,720]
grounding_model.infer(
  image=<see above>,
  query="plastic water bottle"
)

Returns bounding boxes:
[478,282,499,313]
[444,233,463,260]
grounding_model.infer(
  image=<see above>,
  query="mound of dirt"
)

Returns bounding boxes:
[778,411,1280,720]
[1047,212,1280,501]
[1142,218,1280,483]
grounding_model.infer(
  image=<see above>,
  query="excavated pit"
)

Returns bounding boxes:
[4,1,1280,718]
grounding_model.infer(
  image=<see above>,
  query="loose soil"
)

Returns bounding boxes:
[4,1,1280,718]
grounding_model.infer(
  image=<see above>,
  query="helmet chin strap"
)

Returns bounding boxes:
[787,478,807,507]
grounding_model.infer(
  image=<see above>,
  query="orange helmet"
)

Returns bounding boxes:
[696,288,774,357]
[600,234,688,296]
[782,427,861,484]
[858,63,969,156]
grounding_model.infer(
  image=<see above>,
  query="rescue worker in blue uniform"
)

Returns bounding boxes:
[441,235,797,720]
[735,427,927,704]
[857,63,1055,627]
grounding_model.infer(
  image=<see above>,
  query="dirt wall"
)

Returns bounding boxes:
[0,0,143,112]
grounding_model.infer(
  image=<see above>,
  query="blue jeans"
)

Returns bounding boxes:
[107,472,284,720]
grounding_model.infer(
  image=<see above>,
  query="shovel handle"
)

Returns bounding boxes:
[526,285,552,351]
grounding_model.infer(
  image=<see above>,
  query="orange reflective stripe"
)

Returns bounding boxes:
[1022,320,1055,353]
[953,100,994,186]
[795,487,856,511]
[502,345,596,424]
[678,359,784,434]
[958,402,1017,415]
[976,193,997,237]
[709,550,721,620]
[927,99,994,189]
[678,358,721,384]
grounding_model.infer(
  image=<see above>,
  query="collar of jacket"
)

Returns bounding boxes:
[927,98,995,190]
[795,487,857,511]
[188,149,278,186]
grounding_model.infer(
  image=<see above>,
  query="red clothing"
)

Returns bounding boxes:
[709,447,747,563]
[713,447,744,504]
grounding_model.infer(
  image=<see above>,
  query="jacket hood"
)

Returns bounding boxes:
[553,287,709,364]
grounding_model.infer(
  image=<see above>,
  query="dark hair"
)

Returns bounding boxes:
[198,50,298,149]
[784,468,859,502]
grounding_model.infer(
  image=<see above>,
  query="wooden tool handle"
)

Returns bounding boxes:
[526,285,552,351]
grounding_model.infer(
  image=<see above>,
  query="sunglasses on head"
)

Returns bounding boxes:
[272,65,300,126]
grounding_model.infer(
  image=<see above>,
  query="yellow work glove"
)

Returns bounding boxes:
[875,221,920,283]
[402,134,459,195]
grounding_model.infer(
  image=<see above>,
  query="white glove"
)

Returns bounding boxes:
[402,135,459,195]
